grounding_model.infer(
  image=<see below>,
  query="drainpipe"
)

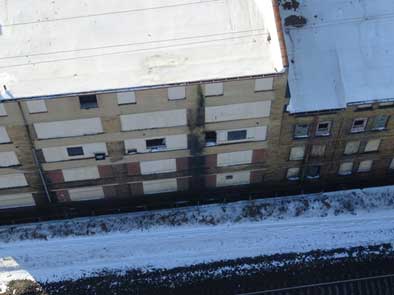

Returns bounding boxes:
[16,100,51,204]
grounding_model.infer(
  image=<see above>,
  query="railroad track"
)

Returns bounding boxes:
[237,274,394,295]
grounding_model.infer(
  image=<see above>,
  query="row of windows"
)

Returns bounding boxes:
[287,159,394,180]
[289,138,382,161]
[293,115,390,139]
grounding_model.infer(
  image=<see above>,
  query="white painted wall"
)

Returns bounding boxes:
[43,142,108,162]
[117,92,136,104]
[26,100,47,113]
[120,109,187,131]
[62,166,100,182]
[217,150,253,167]
[68,186,105,201]
[216,126,267,145]
[205,101,271,122]
[0,174,28,189]
[204,83,224,96]
[0,151,20,167]
[140,159,176,175]
[34,118,103,139]
[143,178,178,195]
[124,134,187,153]
[216,171,251,187]
[0,193,35,209]
[255,78,274,91]
[0,127,11,143]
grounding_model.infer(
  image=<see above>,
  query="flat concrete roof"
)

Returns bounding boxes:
[0,0,284,99]
[282,0,394,113]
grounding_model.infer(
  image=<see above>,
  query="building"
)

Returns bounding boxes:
[278,0,394,189]
[0,0,288,210]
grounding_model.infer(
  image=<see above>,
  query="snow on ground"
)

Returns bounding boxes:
[1,186,394,287]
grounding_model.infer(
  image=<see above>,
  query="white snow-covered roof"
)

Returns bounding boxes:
[282,0,394,113]
[0,0,284,99]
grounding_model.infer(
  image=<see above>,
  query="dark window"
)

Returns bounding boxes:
[225,175,233,180]
[79,95,98,109]
[146,138,166,151]
[205,131,217,146]
[315,121,331,136]
[67,146,84,157]
[372,115,389,130]
[351,118,368,133]
[227,130,247,141]
[294,124,309,138]
[306,165,320,179]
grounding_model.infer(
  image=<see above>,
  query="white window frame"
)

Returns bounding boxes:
[204,83,224,96]
[338,162,353,176]
[289,146,305,161]
[117,92,136,105]
[168,86,186,100]
[351,118,368,133]
[286,168,300,180]
[344,141,360,155]
[315,121,332,136]
[364,139,381,153]
[372,115,389,131]
[294,124,309,139]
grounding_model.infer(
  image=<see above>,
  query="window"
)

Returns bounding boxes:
[117,92,136,105]
[227,130,247,141]
[358,160,373,173]
[26,100,47,113]
[372,115,389,130]
[289,146,305,161]
[254,78,273,91]
[311,145,326,157]
[146,138,166,152]
[356,104,373,111]
[364,139,381,152]
[205,131,217,146]
[390,159,394,170]
[351,118,368,133]
[315,121,332,136]
[168,86,186,100]
[0,104,7,116]
[379,101,394,108]
[79,95,98,109]
[287,168,300,180]
[294,124,309,138]
[306,166,320,179]
[67,147,84,157]
[204,83,223,96]
[225,175,233,180]
[344,141,360,155]
[338,162,353,175]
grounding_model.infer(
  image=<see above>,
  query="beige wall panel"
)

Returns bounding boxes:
[255,78,274,91]
[69,186,105,201]
[43,142,108,162]
[0,193,35,209]
[140,159,176,175]
[216,171,251,187]
[26,100,47,113]
[143,178,178,195]
[120,109,187,131]
[0,174,28,189]
[0,151,20,167]
[34,117,103,139]
[0,104,7,116]
[124,134,188,153]
[0,127,11,143]
[217,150,253,167]
[205,101,271,123]
[117,92,136,104]
[62,166,100,182]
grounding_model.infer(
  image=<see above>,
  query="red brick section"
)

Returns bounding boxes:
[103,185,117,199]
[252,149,267,163]
[46,170,64,184]
[177,177,190,191]
[55,190,71,202]
[205,174,216,188]
[205,154,217,168]
[98,165,114,178]
[176,157,189,172]
[130,182,144,196]
[250,170,264,184]
[127,162,141,176]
